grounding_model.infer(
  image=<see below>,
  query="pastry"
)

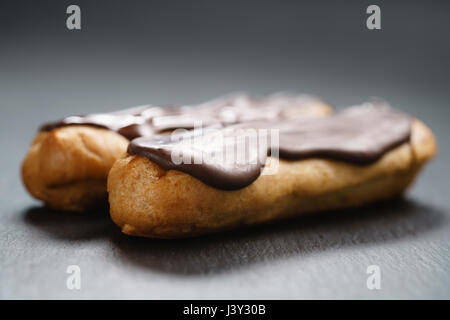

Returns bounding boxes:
[22,93,331,211]
[107,102,437,238]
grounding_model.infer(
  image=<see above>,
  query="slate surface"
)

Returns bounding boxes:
[1,0,449,299]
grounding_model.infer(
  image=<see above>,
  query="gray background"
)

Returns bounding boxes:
[1,0,449,299]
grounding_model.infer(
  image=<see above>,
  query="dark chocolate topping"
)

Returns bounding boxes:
[40,93,326,140]
[128,103,412,190]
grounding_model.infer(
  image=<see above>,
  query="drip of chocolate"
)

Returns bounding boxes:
[128,103,412,190]
[40,93,326,140]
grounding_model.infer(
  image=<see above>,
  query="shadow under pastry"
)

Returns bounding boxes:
[109,197,447,275]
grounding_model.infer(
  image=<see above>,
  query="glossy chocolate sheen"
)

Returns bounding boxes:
[39,93,327,140]
[128,103,412,190]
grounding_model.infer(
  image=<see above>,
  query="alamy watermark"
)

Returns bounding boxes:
[66,265,81,290]
[366,265,381,290]
[366,5,381,30]
[65,5,381,33]
[168,122,280,175]
[66,5,81,30]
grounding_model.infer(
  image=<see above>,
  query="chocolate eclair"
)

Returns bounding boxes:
[107,102,437,238]
[21,93,332,211]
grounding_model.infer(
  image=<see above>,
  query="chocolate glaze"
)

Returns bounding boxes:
[128,103,412,190]
[40,93,326,140]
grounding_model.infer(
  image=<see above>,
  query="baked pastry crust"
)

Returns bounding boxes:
[107,120,437,238]
[22,126,128,211]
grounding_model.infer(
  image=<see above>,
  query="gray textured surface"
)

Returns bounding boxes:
[1,0,450,299]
